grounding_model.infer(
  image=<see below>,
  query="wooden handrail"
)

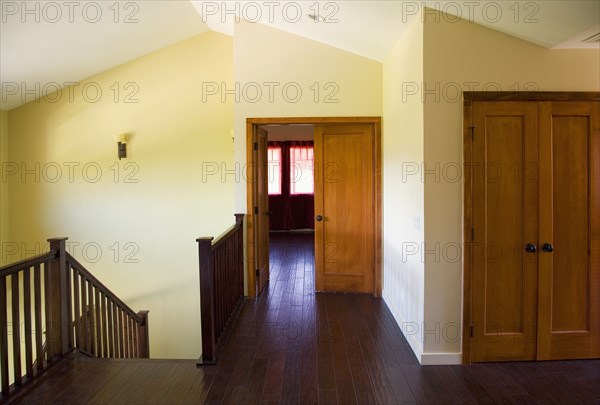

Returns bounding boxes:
[0,236,149,399]
[66,253,144,325]
[197,214,245,365]
[0,250,57,278]
[212,223,239,248]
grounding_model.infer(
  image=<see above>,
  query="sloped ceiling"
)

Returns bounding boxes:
[0,0,210,110]
[1,0,599,110]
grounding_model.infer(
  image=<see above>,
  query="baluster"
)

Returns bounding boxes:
[227,237,232,315]
[215,246,221,338]
[12,274,22,385]
[23,267,33,378]
[113,303,120,357]
[131,319,137,358]
[224,244,229,328]
[235,214,244,298]
[229,234,234,308]
[64,263,73,350]
[0,276,8,394]
[121,310,129,359]
[34,264,43,371]
[123,310,130,358]
[101,293,108,358]
[88,280,95,355]
[129,316,134,358]
[43,261,52,362]
[73,271,80,349]
[107,300,114,357]
[215,247,221,336]
[226,239,232,318]
[80,276,87,353]
[220,244,225,326]
[94,287,102,357]
[117,307,124,358]
[223,245,228,330]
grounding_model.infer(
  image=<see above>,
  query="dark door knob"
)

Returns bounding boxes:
[542,243,553,253]
[315,215,324,222]
[525,243,537,253]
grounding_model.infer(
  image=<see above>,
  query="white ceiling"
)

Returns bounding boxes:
[1,1,599,110]
[0,0,210,110]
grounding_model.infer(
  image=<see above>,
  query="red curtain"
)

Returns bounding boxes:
[268,141,314,231]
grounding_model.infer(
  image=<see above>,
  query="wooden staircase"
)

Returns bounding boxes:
[1,214,247,402]
[0,237,149,401]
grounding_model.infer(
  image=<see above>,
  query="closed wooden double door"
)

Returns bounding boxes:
[470,100,599,362]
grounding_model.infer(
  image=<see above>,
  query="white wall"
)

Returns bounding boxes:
[5,32,235,359]
[420,11,600,362]
[233,21,383,212]
[382,16,426,362]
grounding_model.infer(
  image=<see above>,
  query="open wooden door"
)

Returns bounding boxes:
[254,126,270,294]
[246,117,381,298]
[314,124,376,293]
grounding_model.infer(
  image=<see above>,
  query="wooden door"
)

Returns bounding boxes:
[255,127,270,294]
[471,102,540,362]
[314,124,375,293]
[537,101,600,360]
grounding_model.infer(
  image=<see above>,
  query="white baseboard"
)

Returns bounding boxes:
[382,290,462,365]
[420,352,462,365]
[382,290,424,361]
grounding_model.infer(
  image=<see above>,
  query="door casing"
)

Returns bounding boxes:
[462,92,600,364]
[246,117,382,298]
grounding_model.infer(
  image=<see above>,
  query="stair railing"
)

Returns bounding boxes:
[0,237,149,397]
[197,214,245,364]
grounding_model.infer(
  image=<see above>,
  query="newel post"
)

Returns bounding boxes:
[235,213,244,225]
[196,236,215,365]
[47,237,70,359]
[136,310,150,358]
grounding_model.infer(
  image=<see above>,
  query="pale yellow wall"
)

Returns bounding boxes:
[6,32,235,359]
[233,21,383,212]
[382,16,426,360]
[0,110,8,265]
[422,12,600,360]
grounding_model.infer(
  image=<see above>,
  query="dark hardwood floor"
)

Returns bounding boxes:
[9,231,600,404]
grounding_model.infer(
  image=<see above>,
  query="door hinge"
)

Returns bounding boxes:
[470,325,474,338]
[471,228,475,241]
[469,126,475,141]
[255,268,260,277]
[253,142,258,151]
[254,206,258,215]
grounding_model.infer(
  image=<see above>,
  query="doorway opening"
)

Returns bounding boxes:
[263,124,316,297]
[246,117,382,298]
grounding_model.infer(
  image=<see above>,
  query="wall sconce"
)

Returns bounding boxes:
[114,133,128,159]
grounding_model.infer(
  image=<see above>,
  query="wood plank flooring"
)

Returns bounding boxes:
[7,231,600,404]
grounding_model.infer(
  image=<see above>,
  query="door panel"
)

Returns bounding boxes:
[471,102,539,362]
[255,127,270,294]
[314,124,375,293]
[537,102,600,360]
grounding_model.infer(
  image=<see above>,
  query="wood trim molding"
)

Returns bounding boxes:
[247,117,382,125]
[246,117,382,298]
[246,120,257,298]
[464,91,600,103]
[374,120,383,297]
[462,100,474,365]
